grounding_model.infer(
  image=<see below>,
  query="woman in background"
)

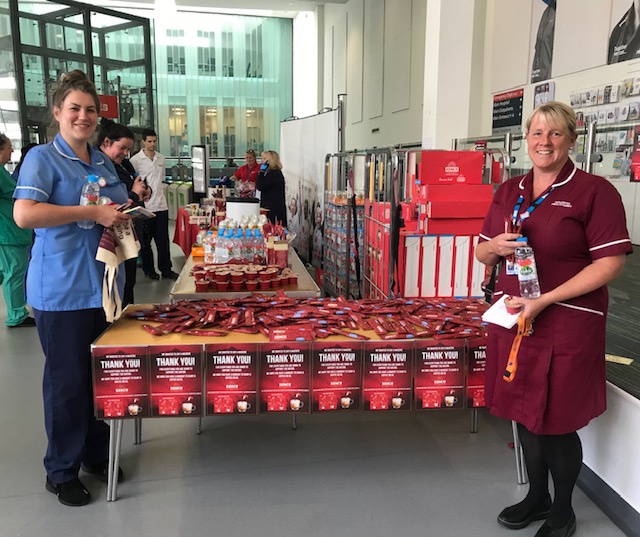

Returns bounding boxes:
[97,119,150,306]
[14,70,130,507]
[256,149,287,225]
[0,133,33,328]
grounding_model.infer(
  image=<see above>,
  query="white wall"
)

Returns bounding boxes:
[293,10,319,118]
[321,0,427,150]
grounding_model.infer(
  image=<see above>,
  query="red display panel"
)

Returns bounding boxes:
[311,341,363,412]
[92,346,149,419]
[259,342,311,413]
[205,343,258,415]
[466,338,487,408]
[414,339,466,409]
[363,341,413,411]
[148,345,203,417]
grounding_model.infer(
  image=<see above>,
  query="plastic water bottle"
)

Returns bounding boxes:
[253,228,265,264]
[78,174,100,229]
[204,230,215,264]
[232,229,243,259]
[214,229,228,264]
[243,228,254,260]
[515,240,541,298]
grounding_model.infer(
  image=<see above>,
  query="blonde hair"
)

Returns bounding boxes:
[525,101,577,139]
[262,149,282,171]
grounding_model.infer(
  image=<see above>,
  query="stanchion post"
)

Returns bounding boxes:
[511,420,528,485]
[134,417,142,445]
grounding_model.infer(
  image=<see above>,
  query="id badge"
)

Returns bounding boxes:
[505,259,518,276]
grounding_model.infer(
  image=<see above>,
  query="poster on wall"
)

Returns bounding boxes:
[530,0,556,83]
[534,81,555,108]
[492,89,524,135]
[608,0,640,64]
[280,110,339,268]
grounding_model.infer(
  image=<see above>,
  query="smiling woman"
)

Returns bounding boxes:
[12,70,131,507]
[475,101,632,537]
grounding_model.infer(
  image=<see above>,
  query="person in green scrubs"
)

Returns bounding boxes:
[0,134,34,327]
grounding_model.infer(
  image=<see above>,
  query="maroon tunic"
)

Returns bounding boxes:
[479,160,633,434]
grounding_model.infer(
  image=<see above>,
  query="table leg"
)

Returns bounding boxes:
[107,419,124,502]
[196,417,202,435]
[292,414,297,430]
[470,408,478,433]
[511,420,528,485]
[134,418,142,445]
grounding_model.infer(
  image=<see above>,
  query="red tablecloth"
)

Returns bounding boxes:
[172,208,200,256]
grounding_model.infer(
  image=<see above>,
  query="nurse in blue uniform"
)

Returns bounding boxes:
[13,70,132,507]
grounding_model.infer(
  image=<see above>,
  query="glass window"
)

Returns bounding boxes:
[19,17,40,47]
[199,105,218,156]
[168,105,187,156]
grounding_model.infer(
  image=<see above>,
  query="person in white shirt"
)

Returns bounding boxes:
[129,129,179,280]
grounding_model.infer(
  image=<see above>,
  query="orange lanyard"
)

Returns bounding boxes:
[503,314,533,382]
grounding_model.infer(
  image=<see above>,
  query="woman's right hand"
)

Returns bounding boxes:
[94,204,132,228]
[131,177,147,199]
[488,232,523,258]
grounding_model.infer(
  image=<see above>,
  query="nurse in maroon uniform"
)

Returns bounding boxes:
[476,102,632,537]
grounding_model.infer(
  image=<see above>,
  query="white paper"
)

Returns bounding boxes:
[481,295,521,329]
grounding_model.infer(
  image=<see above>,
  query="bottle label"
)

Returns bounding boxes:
[516,258,537,281]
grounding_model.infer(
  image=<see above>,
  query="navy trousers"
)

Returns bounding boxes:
[34,308,110,484]
[140,209,173,275]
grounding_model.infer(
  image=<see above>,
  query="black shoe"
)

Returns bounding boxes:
[161,270,180,280]
[46,477,91,506]
[497,495,552,529]
[7,316,36,328]
[144,271,160,280]
[81,460,124,483]
[534,512,576,537]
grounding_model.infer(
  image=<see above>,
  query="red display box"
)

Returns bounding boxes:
[363,341,413,411]
[259,342,311,413]
[312,341,363,411]
[149,345,204,417]
[466,338,487,408]
[205,343,259,415]
[425,218,484,235]
[92,346,150,419]
[425,184,493,218]
[419,151,483,185]
[414,339,466,409]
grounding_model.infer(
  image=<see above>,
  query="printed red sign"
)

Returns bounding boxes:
[148,345,203,417]
[414,339,465,409]
[363,341,413,411]
[260,342,311,413]
[92,346,149,419]
[205,343,258,415]
[312,341,363,412]
[98,94,119,119]
[466,338,487,408]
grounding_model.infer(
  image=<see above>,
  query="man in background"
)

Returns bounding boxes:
[130,129,179,280]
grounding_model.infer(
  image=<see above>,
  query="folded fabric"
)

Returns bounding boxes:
[96,220,141,322]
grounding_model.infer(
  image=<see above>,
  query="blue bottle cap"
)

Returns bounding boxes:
[515,236,528,242]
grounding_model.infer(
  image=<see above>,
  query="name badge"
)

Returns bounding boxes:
[505,260,518,276]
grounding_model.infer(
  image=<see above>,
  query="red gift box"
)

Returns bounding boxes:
[426,218,484,235]
[213,394,235,414]
[370,392,389,410]
[158,397,180,415]
[419,150,483,185]
[267,393,288,412]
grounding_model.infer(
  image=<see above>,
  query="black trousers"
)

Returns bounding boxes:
[34,308,110,484]
[140,209,172,275]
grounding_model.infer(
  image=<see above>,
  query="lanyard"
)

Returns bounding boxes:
[511,186,554,228]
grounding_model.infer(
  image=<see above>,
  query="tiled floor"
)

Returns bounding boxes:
[0,234,631,537]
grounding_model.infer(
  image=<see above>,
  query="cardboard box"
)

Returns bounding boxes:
[425,184,493,219]
[426,218,484,236]
[419,151,484,185]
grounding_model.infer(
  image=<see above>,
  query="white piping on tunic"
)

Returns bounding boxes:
[556,302,604,316]
[518,164,578,190]
[590,238,632,252]
[14,185,49,199]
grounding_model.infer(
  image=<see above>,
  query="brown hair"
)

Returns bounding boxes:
[246,149,256,157]
[0,133,9,151]
[51,70,100,111]
[525,101,577,139]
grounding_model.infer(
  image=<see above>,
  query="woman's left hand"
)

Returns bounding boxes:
[506,294,551,322]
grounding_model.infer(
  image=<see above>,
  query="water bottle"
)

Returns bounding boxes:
[204,230,215,264]
[243,228,254,260]
[232,229,243,259]
[78,174,101,229]
[515,239,541,298]
[214,229,228,264]
[253,228,265,264]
